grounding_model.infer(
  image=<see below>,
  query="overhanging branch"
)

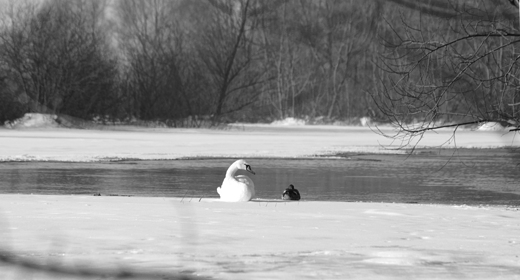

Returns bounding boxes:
[401,120,495,134]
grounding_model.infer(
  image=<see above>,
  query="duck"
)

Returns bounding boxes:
[217,159,256,202]
[282,184,300,200]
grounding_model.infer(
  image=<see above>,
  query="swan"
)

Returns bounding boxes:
[217,159,256,202]
[282,184,301,200]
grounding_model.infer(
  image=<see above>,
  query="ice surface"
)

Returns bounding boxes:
[1,115,518,162]
[0,195,519,279]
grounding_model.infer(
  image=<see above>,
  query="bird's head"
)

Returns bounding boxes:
[236,159,255,175]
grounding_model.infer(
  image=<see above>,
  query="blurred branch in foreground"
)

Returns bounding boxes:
[0,247,207,280]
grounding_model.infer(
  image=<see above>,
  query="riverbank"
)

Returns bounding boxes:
[1,194,519,279]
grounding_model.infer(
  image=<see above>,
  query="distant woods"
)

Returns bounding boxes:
[1,0,519,131]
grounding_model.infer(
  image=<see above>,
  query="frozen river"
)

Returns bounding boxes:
[1,149,519,206]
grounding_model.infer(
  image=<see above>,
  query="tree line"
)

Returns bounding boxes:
[1,0,519,132]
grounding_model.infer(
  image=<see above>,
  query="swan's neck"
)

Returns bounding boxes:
[225,164,238,178]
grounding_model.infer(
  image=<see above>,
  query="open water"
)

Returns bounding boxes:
[1,149,519,205]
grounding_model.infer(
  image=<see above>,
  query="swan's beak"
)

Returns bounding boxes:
[245,164,255,175]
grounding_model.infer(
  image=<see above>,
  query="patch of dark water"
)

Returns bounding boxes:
[0,151,519,205]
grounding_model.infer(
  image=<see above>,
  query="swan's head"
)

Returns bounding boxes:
[235,159,255,175]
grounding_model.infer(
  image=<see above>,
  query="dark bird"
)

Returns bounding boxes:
[282,184,301,200]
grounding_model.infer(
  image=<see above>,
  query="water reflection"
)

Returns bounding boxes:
[0,154,519,205]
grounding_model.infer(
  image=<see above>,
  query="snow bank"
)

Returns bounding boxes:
[270,117,307,126]
[477,121,507,131]
[4,113,60,129]
[270,117,374,126]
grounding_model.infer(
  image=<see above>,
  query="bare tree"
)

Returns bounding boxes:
[0,0,118,120]
[373,0,520,144]
[116,0,202,124]
[256,0,310,120]
[257,0,380,122]
[295,0,357,120]
[194,0,270,122]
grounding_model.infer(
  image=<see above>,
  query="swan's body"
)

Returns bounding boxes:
[282,184,300,200]
[217,160,256,202]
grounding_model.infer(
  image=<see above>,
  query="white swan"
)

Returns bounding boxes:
[217,159,256,202]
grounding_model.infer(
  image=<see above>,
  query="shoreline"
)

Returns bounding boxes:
[2,192,519,210]
[1,146,518,163]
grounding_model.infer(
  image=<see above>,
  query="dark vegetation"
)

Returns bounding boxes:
[0,0,519,134]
